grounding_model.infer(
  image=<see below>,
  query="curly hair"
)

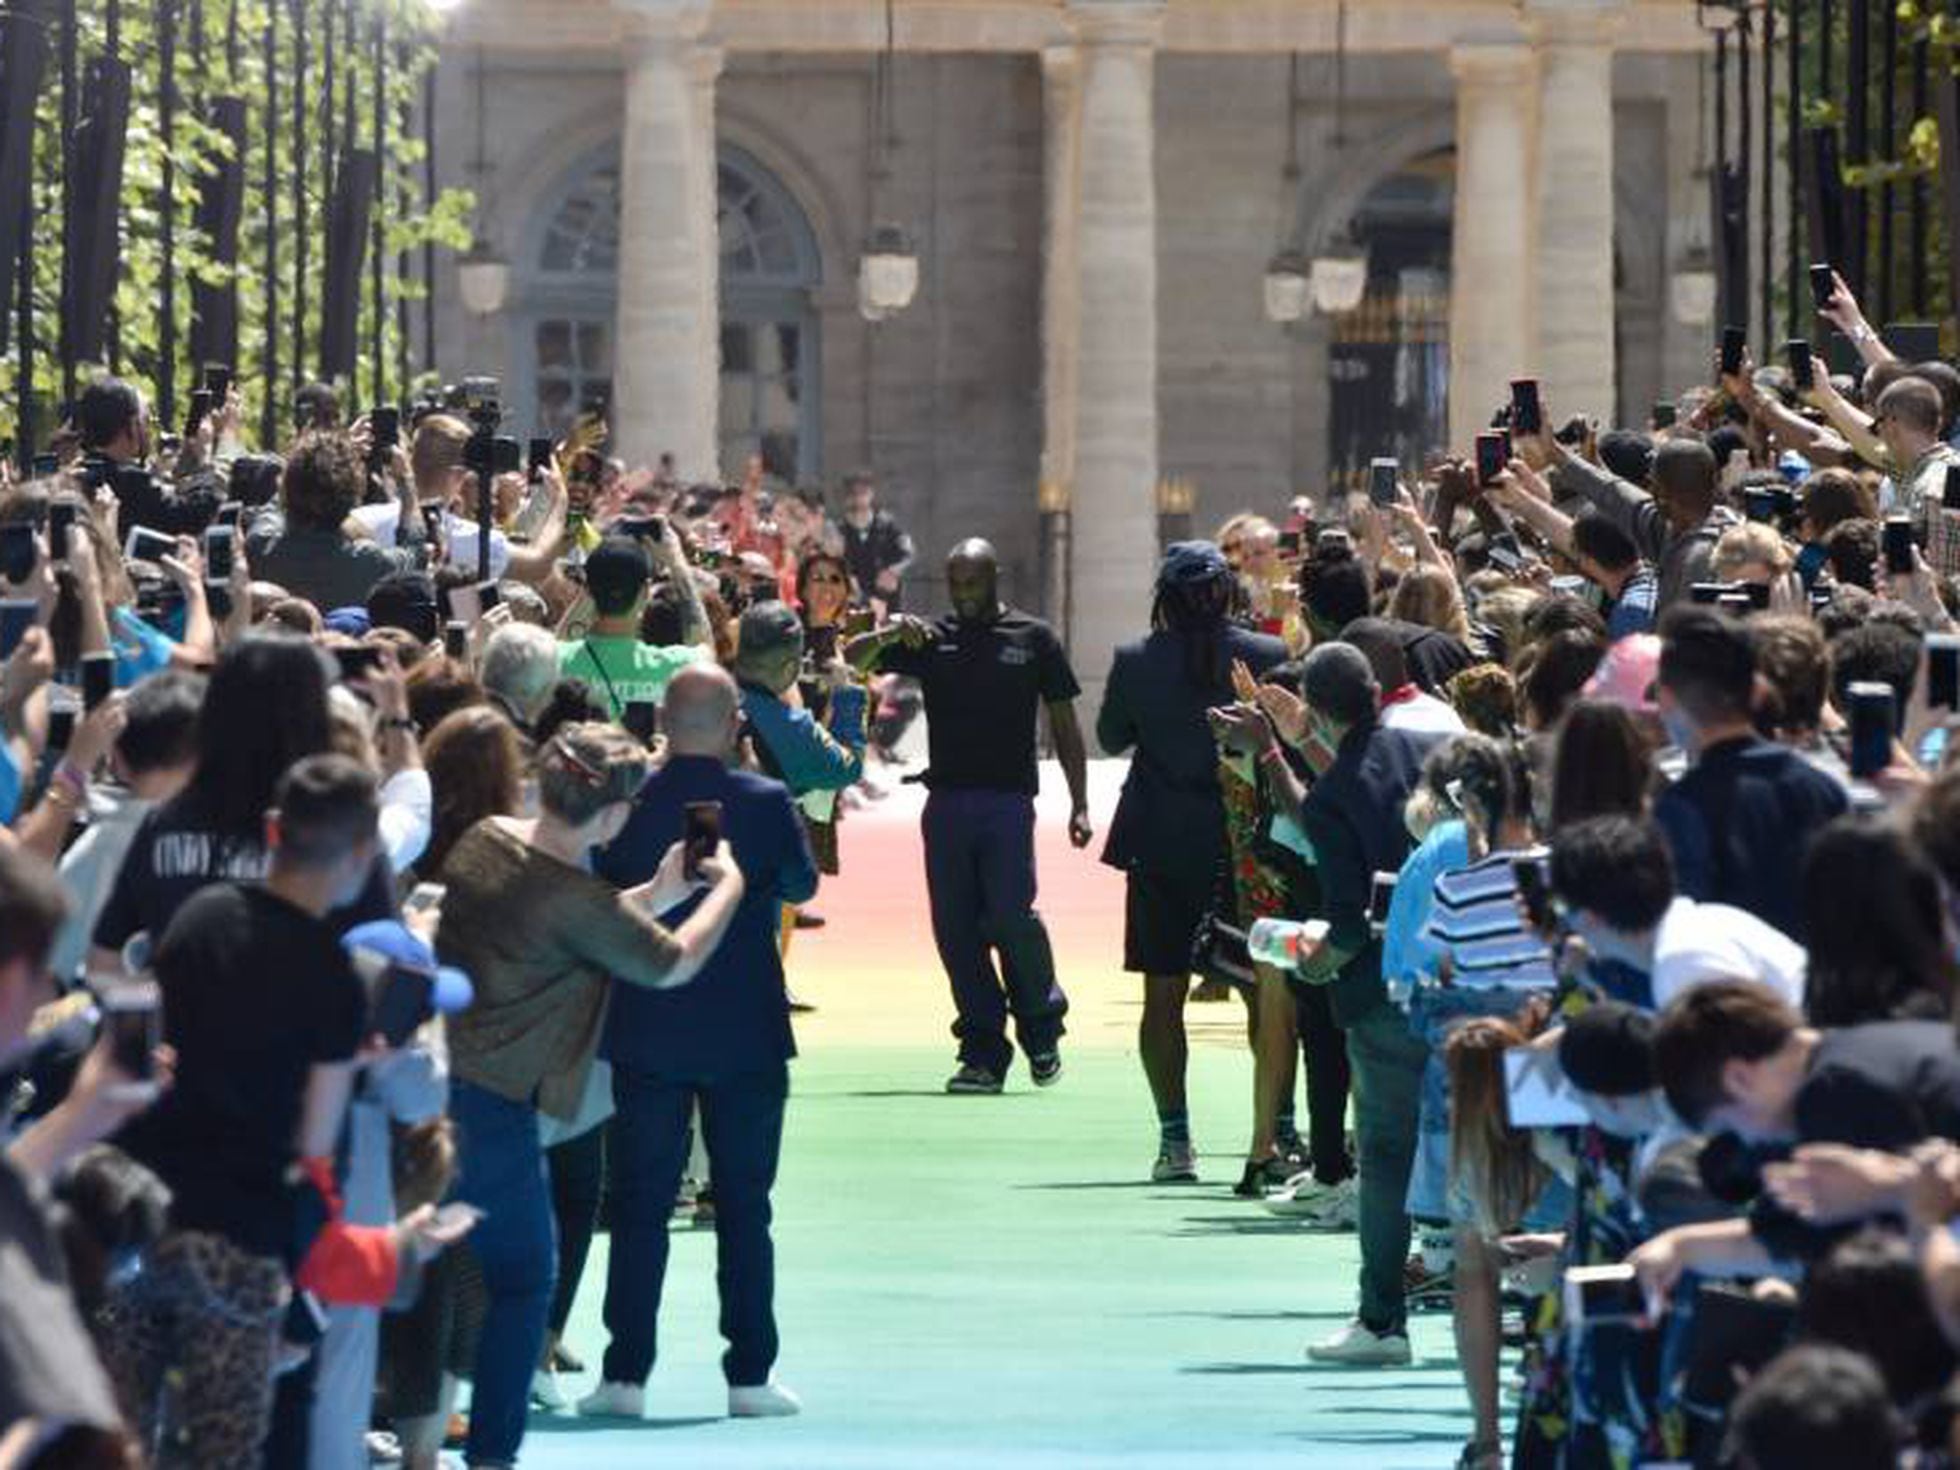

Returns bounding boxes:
[282,431,365,530]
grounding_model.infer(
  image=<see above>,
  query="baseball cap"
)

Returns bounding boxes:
[342,919,474,1017]
[1157,540,1230,589]
[322,606,372,638]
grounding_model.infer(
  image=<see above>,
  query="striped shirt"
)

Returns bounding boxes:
[1420,847,1557,991]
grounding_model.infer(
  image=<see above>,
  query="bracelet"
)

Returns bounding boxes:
[51,762,88,798]
[380,716,417,733]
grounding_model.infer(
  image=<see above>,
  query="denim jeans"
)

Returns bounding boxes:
[1344,1004,1429,1336]
[602,1063,789,1388]
[449,1079,557,1467]
[922,789,1068,1075]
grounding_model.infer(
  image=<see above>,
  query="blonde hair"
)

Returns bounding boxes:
[538,721,649,826]
[1712,521,1794,580]
[1445,1014,1551,1239]
[1390,563,1473,642]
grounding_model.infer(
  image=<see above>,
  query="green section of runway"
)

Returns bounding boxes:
[524,1042,1468,1469]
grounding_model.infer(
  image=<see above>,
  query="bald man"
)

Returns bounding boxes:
[848,539,1090,1095]
[584,663,817,1420]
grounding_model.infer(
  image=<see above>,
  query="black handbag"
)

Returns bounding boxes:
[1189,840,1257,990]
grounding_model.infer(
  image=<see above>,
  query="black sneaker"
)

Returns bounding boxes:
[1029,1052,1063,1088]
[945,1064,1004,1095]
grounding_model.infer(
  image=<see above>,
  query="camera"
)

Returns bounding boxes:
[455,376,503,431]
[463,431,521,477]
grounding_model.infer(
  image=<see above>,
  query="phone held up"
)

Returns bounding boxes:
[683,801,723,882]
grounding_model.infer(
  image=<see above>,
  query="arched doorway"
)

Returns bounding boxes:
[513,143,825,481]
[1326,147,1453,494]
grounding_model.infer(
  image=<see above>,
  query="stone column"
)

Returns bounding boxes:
[1040,45,1082,505]
[1448,43,1538,451]
[612,1,718,477]
[1527,0,1624,422]
[1058,0,1163,706]
[687,43,724,480]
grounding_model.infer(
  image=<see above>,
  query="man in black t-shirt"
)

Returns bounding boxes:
[850,539,1091,1094]
[832,472,915,613]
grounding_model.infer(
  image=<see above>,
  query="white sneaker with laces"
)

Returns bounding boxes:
[1307,1319,1413,1367]
[1295,1178,1358,1231]
[530,1367,569,1411]
[729,1380,803,1418]
[1259,1172,1340,1216]
[576,1380,646,1419]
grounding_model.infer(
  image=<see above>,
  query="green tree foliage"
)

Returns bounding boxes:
[1,0,475,448]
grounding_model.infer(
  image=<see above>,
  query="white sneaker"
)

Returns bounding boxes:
[530,1368,569,1412]
[576,1380,645,1419]
[365,1429,403,1464]
[1306,1319,1413,1367]
[728,1380,803,1418]
[1295,1178,1358,1231]
[1259,1172,1341,1216]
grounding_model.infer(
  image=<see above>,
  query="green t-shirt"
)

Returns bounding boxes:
[557,636,707,718]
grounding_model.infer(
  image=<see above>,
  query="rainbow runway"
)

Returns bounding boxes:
[520,761,1472,1468]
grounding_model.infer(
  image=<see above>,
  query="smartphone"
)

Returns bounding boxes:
[124,526,177,565]
[683,800,723,881]
[1564,1263,1649,1330]
[403,882,447,918]
[367,964,435,1048]
[1883,515,1917,577]
[43,500,75,563]
[203,525,236,583]
[1475,431,1508,489]
[0,599,35,659]
[1488,542,1527,574]
[370,406,401,451]
[1368,458,1399,508]
[444,582,483,625]
[1512,855,1554,934]
[476,579,502,613]
[203,363,232,399]
[81,652,115,711]
[1651,401,1678,430]
[428,1201,485,1237]
[1502,1049,1592,1130]
[1847,681,1897,778]
[1928,634,1960,712]
[615,515,665,543]
[528,437,554,476]
[1717,589,1756,618]
[443,620,469,660]
[804,624,840,664]
[333,645,383,683]
[842,607,877,638]
[47,692,77,754]
[1810,262,1837,313]
[1367,871,1397,934]
[0,522,35,584]
[1784,339,1815,391]
[114,465,155,507]
[1742,582,1772,612]
[99,979,162,1099]
[1689,581,1726,605]
[31,453,59,478]
[622,700,660,744]
[1277,529,1303,557]
[1743,488,1779,524]
[214,501,244,529]
[1509,378,1543,437]
[1720,325,1747,377]
[185,388,214,438]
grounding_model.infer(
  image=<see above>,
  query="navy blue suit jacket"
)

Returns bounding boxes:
[596,754,818,1078]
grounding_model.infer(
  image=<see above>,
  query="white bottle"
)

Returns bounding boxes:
[1245,917,1330,970]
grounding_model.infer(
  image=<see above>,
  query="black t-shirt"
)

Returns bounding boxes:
[878,608,1081,794]
[116,884,366,1261]
[92,788,270,958]
[835,511,914,610]
[93,787,398,956]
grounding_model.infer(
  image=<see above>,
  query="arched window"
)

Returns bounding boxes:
[518,145,823,482]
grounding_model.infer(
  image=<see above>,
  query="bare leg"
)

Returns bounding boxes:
[1452,1225,1504,1459]
[1248,966,1299,1160]
[1139,972,1190,1122]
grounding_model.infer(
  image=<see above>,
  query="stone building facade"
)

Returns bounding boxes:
[430,0,1713,696]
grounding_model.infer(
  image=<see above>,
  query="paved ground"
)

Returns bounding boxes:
[520,762,1471,1468]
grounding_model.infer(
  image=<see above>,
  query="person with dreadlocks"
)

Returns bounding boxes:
[849,538,1092,1095]
[1096,542,1288,1182]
